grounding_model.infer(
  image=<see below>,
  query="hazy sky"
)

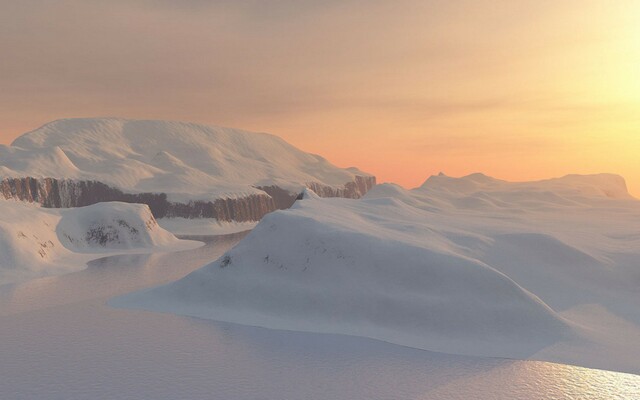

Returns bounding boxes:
[1,0,638,194]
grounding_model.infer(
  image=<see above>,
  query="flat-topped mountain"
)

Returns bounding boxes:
[0,118,375,221]
[418,172,633,201]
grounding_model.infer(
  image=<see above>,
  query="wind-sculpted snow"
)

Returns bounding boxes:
[1,118,375,224]
[116,202,571,359]
[0,201,198,286]
[367,174,640,317]
[115,173,640,371]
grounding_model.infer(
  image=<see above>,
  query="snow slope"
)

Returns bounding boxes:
[57,202,184,252]
[114,173,640,372]
[3,118,372,201]
[0,200,198,286]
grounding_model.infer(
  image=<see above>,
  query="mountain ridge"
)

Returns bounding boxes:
[1,118,376,222]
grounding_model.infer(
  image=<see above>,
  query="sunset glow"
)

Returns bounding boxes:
[3,2,640,397]
[1,0,638,194]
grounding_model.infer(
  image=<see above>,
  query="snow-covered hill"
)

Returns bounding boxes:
[114,173,640,372]
[1,118,375,224]
[57,202,183,252]
[0,200,198,286]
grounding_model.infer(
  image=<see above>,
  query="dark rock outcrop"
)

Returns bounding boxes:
[1,177,274,221]
[1,175,376,222]
[256,185,299,210]
[259,175,376,210]
[163,195,275,221]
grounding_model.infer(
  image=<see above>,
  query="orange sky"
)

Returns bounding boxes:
[1,1,638,196]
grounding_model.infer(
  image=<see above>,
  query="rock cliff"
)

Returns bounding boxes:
[258,174,376,210]
[1,175,376,222]
[1,118,377,222]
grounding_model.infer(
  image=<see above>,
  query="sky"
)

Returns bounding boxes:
[1,0,638,195]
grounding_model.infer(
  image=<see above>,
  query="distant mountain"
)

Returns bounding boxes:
[418,172,633,200]
[0,118,375,222]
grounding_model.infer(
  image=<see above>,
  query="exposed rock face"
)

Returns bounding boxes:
[310,175,376,199]
[1,175,376,222]
[1,118,377,222]
[258,175,376,210]
[164,195,275,221]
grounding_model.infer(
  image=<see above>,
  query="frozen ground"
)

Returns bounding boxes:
[115,173,640,374]
[0,235,638,400]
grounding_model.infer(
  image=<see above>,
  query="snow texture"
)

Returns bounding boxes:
[115,172,640,367]
[0,200,198,286]
[3,118,372,201]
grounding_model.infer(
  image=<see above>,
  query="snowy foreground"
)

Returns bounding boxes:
[3,236,638,400]
[115,173,640,374]
[0,201,199,285]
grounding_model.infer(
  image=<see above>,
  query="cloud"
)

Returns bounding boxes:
[0,0,638,201]
[410,132,563,156]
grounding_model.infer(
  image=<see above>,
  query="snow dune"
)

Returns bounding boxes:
[114,173,640,372]
[0,201,198,286]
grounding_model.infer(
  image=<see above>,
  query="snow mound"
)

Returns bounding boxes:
[115,172,640,366]
[57,202,180,251]
[114,194,574,359]
[5,118,373,201]
[0,200,197,286]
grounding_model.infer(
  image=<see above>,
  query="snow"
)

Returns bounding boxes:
[57,202,184,252]
[157,217,257,236]
[3,118,372,201]
[0,200,199,286]
[114,172,640,373]
[0,145,81,179]
[3,236,638,399]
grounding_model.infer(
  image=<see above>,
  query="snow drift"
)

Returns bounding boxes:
[0,200,197,286]
[114,173,640,368]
